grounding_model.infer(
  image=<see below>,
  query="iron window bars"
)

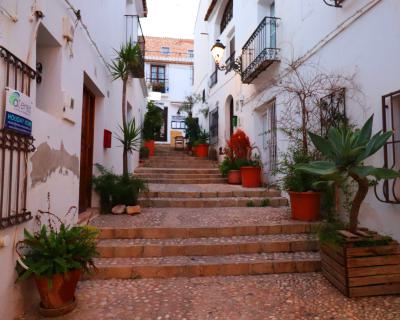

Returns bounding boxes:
[209,107,219,145]
[0,46,37,229]
[220,0,233,34]
[374,90,400,204]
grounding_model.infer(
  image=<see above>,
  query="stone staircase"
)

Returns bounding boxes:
[89,145,321,280]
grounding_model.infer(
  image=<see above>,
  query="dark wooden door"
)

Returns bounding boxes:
[229,99,234,137]
[79,87,95,213]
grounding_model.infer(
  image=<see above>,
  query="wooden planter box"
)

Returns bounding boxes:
[321,229,400,297]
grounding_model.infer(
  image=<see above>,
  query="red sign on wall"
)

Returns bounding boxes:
[104,129,112,148]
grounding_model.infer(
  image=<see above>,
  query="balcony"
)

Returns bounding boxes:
[208,69,218,89]
[125,15,145,78]
[147,78,168,94]
[241,16,280,84]
[225,51,236,74]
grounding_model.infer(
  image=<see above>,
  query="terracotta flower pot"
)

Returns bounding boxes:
[34,269,81,310]
[289,191,321,221]
[240,166,261,188]
[195,144,209,158]
[227,170,241,184]
[144,140,155,156]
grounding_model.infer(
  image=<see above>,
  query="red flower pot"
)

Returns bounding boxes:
[289,191,321,221]
[240,166,261,188]
[195,144,209,158]
[144,140,155,157]
[34,269,81,310]
[227,170,241,184]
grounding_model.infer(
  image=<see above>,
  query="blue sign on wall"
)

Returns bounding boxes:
[4,111,32,135]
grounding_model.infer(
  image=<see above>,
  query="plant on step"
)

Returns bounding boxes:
[15,203,99,311]
[92,164,148,213]
[296,115,400,233]
[143,101,164,141]
[246,200,255,207]
[184,116,201,148]
[139,145,150,159]
[226,129,251,160]
[194,129,209,145]
[261,198,270,207]
[115,118,141,174]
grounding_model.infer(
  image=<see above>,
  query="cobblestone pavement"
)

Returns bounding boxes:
[91,207,297,228]
[146,184,270,192]
[19,273,400,320]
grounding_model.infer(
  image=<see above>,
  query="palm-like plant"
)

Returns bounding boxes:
[297,115,400,232]
[115,118,141,175]
[109,39,143,174]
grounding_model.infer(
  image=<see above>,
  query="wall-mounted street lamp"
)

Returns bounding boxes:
[211,40,242,75]
[323,0,345,8]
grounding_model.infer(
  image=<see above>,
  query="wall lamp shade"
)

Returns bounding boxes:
[211,40,226,65]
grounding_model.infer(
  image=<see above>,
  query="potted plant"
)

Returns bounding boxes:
[143,101,163,156]
[139,145,150,162]
[92,164,148,214]
[16,207,99,316]
[184,116,200,154]
[194,129,210,158]
[297,116,400,297]
[219,157,241,184]
[281,148,321,221]
[240,156,262,188]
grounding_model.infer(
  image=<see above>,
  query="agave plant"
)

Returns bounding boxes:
[296,115,400,232]
[115,118,141,175]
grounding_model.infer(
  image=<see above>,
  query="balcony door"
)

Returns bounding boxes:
[151,65,166,93]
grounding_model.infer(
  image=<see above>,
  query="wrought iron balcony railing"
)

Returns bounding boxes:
[241,16,280,84]
[208,69,218,88]
[225,51,236,74]
[147,78,169,94]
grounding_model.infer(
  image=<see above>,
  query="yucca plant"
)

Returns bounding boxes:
[115,118,141,174]
[296,115,400,232]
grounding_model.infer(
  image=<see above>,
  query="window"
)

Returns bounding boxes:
[209,107,219,145]
[262,100,277,172]
[376,90,400,204]
[202,89,206,103]
[188,50,194,58]
[161,47,170,55]
[319,88,346,137]
[150,65,166,93]
[220,0,233,34]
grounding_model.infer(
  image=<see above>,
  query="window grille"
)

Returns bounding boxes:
[262,101,277,172]
[220,0,233,34]
[209,107,219,145]
[319,88,346,137]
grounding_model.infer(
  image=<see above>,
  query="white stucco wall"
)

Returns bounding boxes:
[0,0,147,318]
[194,0,400,240]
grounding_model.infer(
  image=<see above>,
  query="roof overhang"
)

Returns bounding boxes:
[142,0,148,17]
[204,0,217,21]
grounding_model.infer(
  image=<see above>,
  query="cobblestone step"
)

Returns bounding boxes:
[135,173,223,179]
[140,178,227,184]
[138,196,288,208]
[141,189,281,199]
[135,168,221,174]
[98,223,316,240]
[141,162,217,168]
[147,156,210,161]
[97,234,318,258]
[90,252,321,279]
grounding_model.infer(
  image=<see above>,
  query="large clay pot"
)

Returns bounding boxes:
[144,140,155,157]
[227,170,241,185]
[195,144,209,158]
[240,166,261,188]
[34,269,81,310]
[289,191,321,221]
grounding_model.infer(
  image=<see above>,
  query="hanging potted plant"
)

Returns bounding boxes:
[281,148,321,221]
[194,129,210,158]
[297,116,400,297]
[16,206,99,317]
[142,101,163,157]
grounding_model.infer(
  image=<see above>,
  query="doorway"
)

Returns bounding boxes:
[155,107,168,142]
[79,87,95,212]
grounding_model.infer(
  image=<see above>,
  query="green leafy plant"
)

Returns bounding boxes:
[185,116,201,148]
[143,101,164,141]
[194,129,209,146]
[16,208,99,282]
[115,118,141,174]
[219,157,239,176]
[261,199,270,207]
[246,200,255,207]
[297,115,400,232]
[92,164,148,213]
[139,146,150,159]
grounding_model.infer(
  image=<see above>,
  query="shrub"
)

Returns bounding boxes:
[227,129,251,160]
[92,164,148,213]
[140,146,150,159]
[143,101,164,140]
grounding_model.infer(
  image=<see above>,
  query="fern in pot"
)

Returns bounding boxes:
[16,206,99,315]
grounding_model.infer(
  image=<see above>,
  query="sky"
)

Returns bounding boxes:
[140,0,200,39]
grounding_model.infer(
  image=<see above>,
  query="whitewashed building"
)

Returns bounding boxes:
[0,0,147,318]
[193,0,400,240]
[144,37,194,144]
